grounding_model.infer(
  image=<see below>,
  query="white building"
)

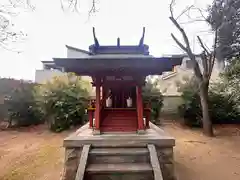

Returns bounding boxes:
[158,54,224,114]
[158,54,224,96]
[35,45,95,96]
[35,45,92,84]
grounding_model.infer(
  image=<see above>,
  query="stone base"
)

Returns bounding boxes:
[92,129,100,135]
[137,129,146,134]
[61,122,176,180]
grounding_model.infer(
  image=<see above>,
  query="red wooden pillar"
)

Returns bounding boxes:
[88,110,93,128]
[95,78,101,131]
[102,86,105,107]
[136,85,144,131]
[146,109,151,129]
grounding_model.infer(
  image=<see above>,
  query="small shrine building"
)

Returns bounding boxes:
[53,28,182,134]
[51,28,184,180]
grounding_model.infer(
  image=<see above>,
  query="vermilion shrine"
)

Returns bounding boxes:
[52,28,183,180]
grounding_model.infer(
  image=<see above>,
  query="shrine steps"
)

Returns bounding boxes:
[88,147,149,163]
[85,163,153,180]
[83,145,163,180]
[101,109,138,132]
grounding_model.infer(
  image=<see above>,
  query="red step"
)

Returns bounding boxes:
[101,127,137,132]
[101,110,138,132]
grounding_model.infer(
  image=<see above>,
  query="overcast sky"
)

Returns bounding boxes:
[0,0,213,80]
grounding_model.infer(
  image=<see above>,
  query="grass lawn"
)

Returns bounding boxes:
[0,122,240,180]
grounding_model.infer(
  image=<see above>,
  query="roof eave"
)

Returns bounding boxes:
[65,45,92,55]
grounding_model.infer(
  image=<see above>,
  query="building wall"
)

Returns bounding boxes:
[35,69,65,84]
[159,56,223,96]
[35,47,91,84]
[159,56,224,114]
[161,96,183,115]
[35,46,95,97]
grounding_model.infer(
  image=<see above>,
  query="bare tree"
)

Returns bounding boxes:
[169,0,220,137]
[61,0,97,14]
[0,0,33,52]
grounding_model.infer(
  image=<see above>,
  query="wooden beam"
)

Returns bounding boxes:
[75,144,91,180]
[147,144,164,180]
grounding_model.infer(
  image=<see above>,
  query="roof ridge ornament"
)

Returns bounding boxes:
[92,27,99,47]
[117,37,120,47]
[138,27,145,47]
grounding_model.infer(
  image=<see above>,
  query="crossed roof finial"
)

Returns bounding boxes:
[139,27,145,47]
[92,27,99,47]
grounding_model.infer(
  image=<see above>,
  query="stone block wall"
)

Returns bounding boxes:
[156,146,176,180]
[61,147,82,180]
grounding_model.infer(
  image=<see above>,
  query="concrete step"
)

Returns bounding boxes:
[85,170,153,180]
[84,145,154,180]
[90,147,148,155]
[89,147,149,164]
[86,163,152,173]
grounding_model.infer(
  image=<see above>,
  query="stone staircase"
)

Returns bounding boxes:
[83,145,161,180]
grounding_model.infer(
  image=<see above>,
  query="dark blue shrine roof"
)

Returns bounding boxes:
[51,28,183,75]
[53,56,183,76]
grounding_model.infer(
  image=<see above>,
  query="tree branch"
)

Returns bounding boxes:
[171,33,188,52]
[170,0,175,18]
[0,1,29,52]
[179,19,206,25]
[209,30,218,77]
[89,0,97,14]
[169,1,203,80]
[169,17,193,55]
[195,7,208,21]
[197,36,211,56]
[176,5,194,20]
[200,52,209,77]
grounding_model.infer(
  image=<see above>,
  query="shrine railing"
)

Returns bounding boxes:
[87,100,151,129]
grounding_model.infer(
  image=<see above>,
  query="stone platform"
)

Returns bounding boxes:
[61,123,176,180]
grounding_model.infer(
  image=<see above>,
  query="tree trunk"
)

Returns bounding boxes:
[199,82,214,137]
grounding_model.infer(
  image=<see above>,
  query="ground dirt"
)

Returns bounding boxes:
[0,122,240,180]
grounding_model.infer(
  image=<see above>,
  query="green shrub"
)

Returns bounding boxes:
[142,78,163,124]
[178,92,202,127]
[4,81,43,127]
[34,73,90,132]
[0,78,23,122]
[178,79,240,127]
[209,91,240,124]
